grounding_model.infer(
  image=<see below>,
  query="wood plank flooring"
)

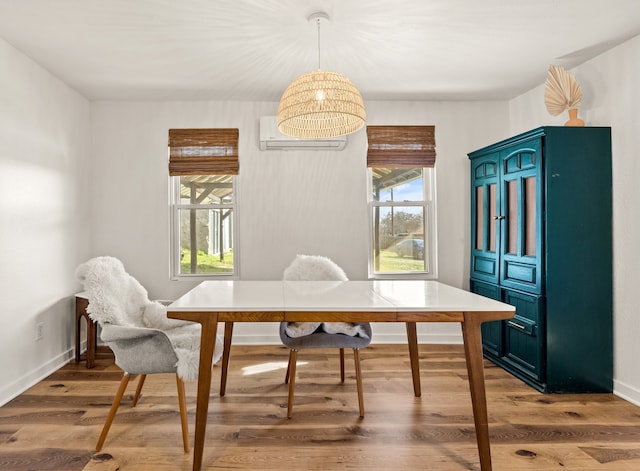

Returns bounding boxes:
[1,344,639,470]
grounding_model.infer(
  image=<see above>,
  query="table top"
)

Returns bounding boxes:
[167,280,514,314]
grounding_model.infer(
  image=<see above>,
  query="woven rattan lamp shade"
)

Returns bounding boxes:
[277,70,366,139]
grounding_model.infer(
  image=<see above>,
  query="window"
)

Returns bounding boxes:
[168,128,239,278]
[367,126,437,277]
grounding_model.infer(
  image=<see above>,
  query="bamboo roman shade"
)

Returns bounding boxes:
[168,128,239,176]
[366,125,436,168]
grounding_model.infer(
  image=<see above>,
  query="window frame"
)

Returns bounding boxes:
[367,166,438,279]
[169,174,239,281]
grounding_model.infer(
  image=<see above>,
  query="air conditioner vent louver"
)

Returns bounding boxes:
[259,116,347,151]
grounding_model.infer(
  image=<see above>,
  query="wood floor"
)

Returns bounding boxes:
[1,344,640,471]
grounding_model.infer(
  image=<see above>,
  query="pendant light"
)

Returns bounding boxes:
[277,11,366,139]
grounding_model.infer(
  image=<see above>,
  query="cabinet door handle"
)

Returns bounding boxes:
[507,320,526,330]
[493,215,505,220]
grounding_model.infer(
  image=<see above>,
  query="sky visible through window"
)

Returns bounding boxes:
[380,177,423,202]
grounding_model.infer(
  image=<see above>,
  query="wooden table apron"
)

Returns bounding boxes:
[167,308,514,471]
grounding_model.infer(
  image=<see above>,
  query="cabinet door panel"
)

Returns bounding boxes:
[503,261,537,284]
[499,139,543,294]
[470,156,500,284]
[502,289,544,381]
[473,256,498,279]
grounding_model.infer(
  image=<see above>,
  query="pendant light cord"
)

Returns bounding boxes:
[316,17,321,70]
[308,11,329,70]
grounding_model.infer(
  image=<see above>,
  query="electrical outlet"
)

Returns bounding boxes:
[36,322,44,341]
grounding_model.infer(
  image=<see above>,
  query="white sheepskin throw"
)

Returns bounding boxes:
[283,254,348,281]
[76,256,222,380]
[285,321,369,339]
[283,254,369,339]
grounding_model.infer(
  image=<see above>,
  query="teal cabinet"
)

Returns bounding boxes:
[470,280,502,358]
[469,127,612,393]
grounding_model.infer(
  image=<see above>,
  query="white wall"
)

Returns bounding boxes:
[0,37,91,405]
[509,35,640,405]
[89,99,508,345]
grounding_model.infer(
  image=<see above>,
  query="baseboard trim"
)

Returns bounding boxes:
[0,348,75,407]
[613,379,640,407]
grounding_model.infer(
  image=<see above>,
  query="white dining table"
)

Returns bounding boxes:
[167,279,515,471]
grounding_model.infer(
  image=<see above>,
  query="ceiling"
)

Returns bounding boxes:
[0,0,639,102]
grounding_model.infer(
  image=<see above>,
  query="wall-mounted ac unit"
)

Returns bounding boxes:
[259,116,347,151]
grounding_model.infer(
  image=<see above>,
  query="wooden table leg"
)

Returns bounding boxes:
[192,315,219,471]
[220,321,234,396]
[405,321,421,397]
[461,313,492,471]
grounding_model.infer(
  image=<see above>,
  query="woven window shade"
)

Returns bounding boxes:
[366,125,436,168]
[168,128,239,176]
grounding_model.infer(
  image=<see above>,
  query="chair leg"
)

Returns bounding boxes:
[176,375,190,453]
[220,321,234,397]
[96,373,131,452]
[406,321,422,397]
[287,349,297,418]
[132,374,146,407]
[353,349,365,418]
[339,348,345,383]
[284,349,293,384]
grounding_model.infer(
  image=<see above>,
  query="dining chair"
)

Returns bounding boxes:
[279,254,372,418]
[76,256,222,452]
